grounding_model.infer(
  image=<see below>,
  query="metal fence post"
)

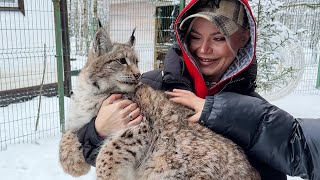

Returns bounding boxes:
[60,0,72,97]
[317,60,320,89]
[54,0,65,132]
[180,0,185,12]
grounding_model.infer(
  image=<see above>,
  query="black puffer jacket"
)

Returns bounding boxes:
[78,44,320,179]
[139,44,287,180]
[200,92,320,180]
[78,0,320,179]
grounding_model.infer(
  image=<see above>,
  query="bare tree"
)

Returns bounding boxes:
[93,0,98,21]
[74,0,79,53]
[80,0,88,53]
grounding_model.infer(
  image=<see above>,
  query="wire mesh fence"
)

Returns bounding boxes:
[0,0,60,150]
[0,0,181,150]
[0,0,319,150]
[68,0,180,76]
[278,0,320,95]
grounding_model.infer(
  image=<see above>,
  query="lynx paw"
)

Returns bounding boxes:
[59,130,91,176]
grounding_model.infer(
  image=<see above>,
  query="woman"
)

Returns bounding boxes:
[78,0,320,179]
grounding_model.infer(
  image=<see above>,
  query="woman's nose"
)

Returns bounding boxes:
[199,40,210,54]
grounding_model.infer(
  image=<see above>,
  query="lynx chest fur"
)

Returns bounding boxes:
[59,25,141,176]
[59,24,260,180]
[66,31,140,131]
[96,84,260,180]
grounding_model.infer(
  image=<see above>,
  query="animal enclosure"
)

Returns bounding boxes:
[0,0,319,150]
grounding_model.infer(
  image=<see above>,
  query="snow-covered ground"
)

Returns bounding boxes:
[0,93,319,180]
[0,1,319,179]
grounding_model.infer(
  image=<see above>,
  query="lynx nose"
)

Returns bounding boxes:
[134,73,141,80]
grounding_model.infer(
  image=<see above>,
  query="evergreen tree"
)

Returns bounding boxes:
[249,0,303,94]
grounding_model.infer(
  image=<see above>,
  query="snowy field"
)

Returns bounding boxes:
[0,93,319,180]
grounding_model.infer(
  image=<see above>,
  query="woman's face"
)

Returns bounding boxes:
[188,18,246,83]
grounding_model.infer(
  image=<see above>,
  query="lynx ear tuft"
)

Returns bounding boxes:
[127,28,136,47]
[93,22,113,56]
[98,19,103,28]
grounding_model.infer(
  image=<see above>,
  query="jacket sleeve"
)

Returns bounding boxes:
[199,92,320,180]
[77,117,105,167]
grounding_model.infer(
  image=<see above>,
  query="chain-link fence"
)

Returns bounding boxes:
[0,0,319,150]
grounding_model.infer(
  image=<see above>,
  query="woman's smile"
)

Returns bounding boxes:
[188,18,236,82]
[187,17,249,83]
[197,57,219,65]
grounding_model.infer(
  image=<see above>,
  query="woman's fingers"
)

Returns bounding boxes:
[97,94,123,112]
[124,107,141,123]
[165,89,190,98]
[122,102,138,116]
[129,107,141,119]
[113,99,142,124]
[172,88,193,95]
[169,96,193,108]
[95,95,144,137]
[103,94,123,105]
[115,99,136,110]
[127,115,143,127]
[166,89,205,122]
[188,112,201,123]
[165,90,197,109]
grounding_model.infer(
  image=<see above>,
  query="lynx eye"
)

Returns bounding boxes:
[117,58,127,65]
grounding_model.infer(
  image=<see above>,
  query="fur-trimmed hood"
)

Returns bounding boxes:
[174,0,257,98]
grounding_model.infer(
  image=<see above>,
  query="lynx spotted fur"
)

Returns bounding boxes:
[59,25,140,176]
[59,25,260,180]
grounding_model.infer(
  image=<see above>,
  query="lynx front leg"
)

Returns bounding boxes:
[96,122,151,180]
[59,130,91,176]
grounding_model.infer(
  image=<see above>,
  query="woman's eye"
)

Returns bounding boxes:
[190,35,200,40]
[213,37,226,42]
[117,58,127,65]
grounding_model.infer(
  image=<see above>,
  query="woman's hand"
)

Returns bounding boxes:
[165,89,205,123]
[95,94,143,137]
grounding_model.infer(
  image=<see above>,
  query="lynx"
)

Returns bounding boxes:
[59,24,260,180]
[59,22,140,176]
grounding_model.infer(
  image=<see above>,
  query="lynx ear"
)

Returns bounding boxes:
[93,20,113,56]
[98,19,103,28]
[127,28,136,47]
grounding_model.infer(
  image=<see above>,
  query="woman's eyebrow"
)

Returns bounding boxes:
[190,29,222,36]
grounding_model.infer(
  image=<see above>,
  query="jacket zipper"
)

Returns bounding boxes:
[217,77,245,94]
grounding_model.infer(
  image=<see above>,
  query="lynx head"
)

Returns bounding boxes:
[84,23,140,94]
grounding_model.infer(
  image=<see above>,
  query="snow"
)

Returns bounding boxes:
[0,93,319,180]
[0,0,319,179]
[0,0,56,91]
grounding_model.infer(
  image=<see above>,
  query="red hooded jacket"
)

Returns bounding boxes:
[174,0,257,98]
